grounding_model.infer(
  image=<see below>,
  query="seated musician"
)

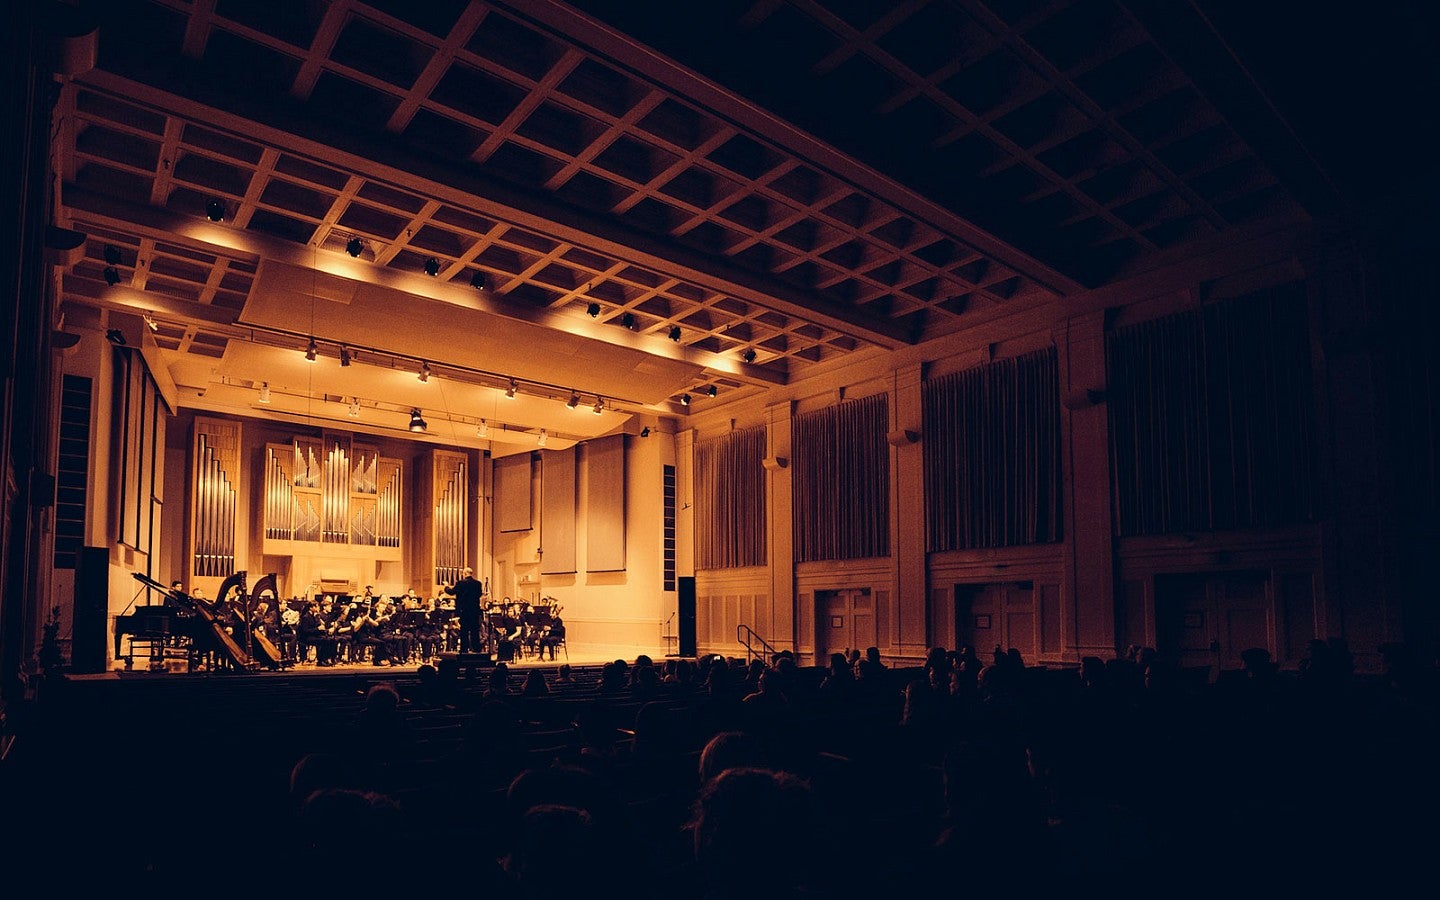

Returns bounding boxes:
[414,595,443,660]
[270,600,300,663]
[298,599,334,666]
[323,596,358,663]
[538,615,566,660]
[380,598,415,664]
[351,599,402,666]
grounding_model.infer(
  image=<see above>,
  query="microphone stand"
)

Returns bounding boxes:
[662,611,677,657]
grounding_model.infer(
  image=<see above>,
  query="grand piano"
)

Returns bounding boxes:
[115,576,206,670]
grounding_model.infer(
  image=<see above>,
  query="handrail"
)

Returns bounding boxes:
[736,624,778,665]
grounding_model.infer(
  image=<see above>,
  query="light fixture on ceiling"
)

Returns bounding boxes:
[143,315,159,333]
[742,348,757,363]
[205,198,225,222]
[679,393,691,407]
[668,326,682,342]
[592,397,604,414]
[408,408,427,432]
[537,428,547,448]
[706,384,718,397]
[304,338,318,362]
[470,270,488,290]
[566,392,580,409]
[103,244,122,265]
[348,397,360,417]
[620,312,636,330]
[103,266,121,286]
[423,257,440,277]
[505,378,517,399]
[258,382,271,404]
[587,302,600,318]
[345,236,364,258]
[339,346,352,367]
[640,426,651,437]
[418,361,430,383]
[477,419,489,438]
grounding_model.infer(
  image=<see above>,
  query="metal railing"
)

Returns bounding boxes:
[736,624,779,665]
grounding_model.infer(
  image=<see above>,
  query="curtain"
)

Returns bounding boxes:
[793,393,889,562]
[1107,283,1317,536]
[923,347,1062,550]
[696,426,767,569]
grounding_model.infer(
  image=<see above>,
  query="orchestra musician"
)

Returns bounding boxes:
[414,594,443,660]
[538,614,566,661]
[351,597,402,666]
[298,599,333,666]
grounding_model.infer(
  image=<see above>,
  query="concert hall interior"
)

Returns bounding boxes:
[2,0,1438,892]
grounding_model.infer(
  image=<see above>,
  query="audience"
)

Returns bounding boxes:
[12,640,1439,897]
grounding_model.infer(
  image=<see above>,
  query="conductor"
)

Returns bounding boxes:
[449,566,485,654]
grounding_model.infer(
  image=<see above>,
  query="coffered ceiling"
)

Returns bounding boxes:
[51,0,1380,449]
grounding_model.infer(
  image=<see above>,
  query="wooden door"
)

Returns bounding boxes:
[816,588,875,657]
[1156,571,1270,669]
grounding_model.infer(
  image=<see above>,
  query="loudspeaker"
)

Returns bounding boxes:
[72,546,109,673]
[678,576,697,658]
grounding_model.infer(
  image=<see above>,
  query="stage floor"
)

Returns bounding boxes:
[81,644,674,680]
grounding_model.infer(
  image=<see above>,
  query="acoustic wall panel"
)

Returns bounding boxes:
[586,434,626,571]
[495,454,533,533]
[541,448,576,574]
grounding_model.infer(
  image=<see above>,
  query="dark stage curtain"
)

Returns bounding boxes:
[793,393,889,562]
[1107,283,1317,536]
[696,426,767,569]
[923,347,1062,551]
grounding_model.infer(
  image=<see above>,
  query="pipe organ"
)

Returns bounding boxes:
[434,453,468,587]
[260,433,403,559]
[191,418,240,577]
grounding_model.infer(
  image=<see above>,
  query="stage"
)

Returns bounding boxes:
[83,643,674,680]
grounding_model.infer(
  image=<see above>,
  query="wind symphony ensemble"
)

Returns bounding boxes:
[191,586,565,668]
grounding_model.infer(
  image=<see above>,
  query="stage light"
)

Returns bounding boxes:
[566,392,580,409]
[706,385,717,397]
[258,382,271,404]
[103,244,122,265]
[470,270,488,290]
[205,199,225,222]
[418,361,430,383]
[304,339,317,362]
[620,312,636,330]
[348,397,360,417]
[640,426,651,437]
[679,393,691,407]
[587,303,600,317]
[103,266,121,286]
[593,397,604,414]
[668,326,681,342]
[346,236,364,258]
[339,346,352,367]
[144,315,159,333]
[409,408,427,432]
[537,428,547,447]
[505,378,517,398]
[477,419,489,438]
[105,329,125,345]
[423,257,440,277]
[742,348,757,363]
